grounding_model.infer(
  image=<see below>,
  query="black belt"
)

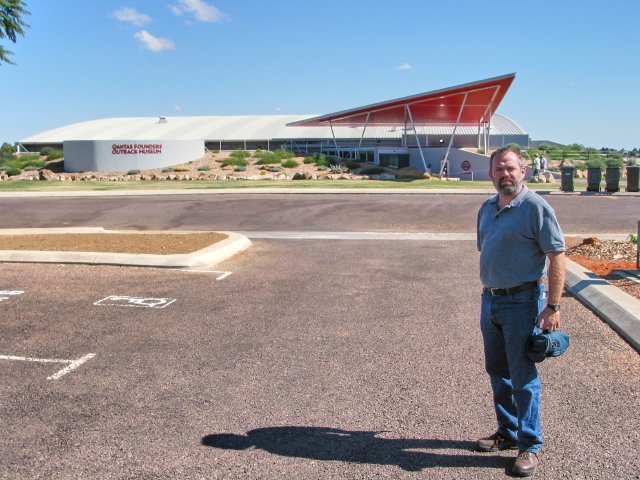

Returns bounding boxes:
[484,281,539,297]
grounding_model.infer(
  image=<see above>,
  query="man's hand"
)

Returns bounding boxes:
[537,308,560,331]
[538,251,566,332]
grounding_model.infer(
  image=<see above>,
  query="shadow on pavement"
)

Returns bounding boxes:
[201,426,508,472]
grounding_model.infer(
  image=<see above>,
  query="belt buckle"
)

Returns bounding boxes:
[490,287,501,296]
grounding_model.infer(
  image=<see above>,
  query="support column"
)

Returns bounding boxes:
[405,105,428,172]
[329,120,340,159]
[357,113,370,160]
[441,92,468,176]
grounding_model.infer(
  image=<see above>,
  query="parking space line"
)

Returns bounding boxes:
[0,353,96,380]
[0,290,25,303]
[180,268,233,280]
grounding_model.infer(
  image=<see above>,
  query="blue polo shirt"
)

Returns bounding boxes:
[477,185,565,288]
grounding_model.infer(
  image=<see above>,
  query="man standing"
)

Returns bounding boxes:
[476,147,566,477]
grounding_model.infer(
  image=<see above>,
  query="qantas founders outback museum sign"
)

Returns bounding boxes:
[63,139,204,173]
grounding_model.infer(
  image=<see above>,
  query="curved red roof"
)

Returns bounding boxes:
[287,73,515,127]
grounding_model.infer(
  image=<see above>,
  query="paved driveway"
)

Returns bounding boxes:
[1,193,639,479]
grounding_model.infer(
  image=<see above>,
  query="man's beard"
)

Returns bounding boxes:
[497,177,522,195]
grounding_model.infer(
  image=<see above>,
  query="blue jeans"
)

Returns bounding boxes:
[480,284,546,453]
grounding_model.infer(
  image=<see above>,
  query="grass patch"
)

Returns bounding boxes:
[0,178,568,192]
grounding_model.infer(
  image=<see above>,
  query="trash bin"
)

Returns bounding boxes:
[560,166,575,192]
[627,165,640,192]
[605,167,621,192]
[586,167,602,192]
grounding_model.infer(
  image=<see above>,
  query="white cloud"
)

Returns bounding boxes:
[134,31,175,52]
[112,7,152,27]
[174,105,182,112]
[274,106,282,112]
[395,63,413,71]
[169,0,229,23]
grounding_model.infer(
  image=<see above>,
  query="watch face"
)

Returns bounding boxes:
[548,304,560,312]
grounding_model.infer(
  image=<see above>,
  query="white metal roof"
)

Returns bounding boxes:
[19,113,527,144]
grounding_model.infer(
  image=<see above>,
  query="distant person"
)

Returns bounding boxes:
[426,163,432,174]
[533,155,541,180]
[476,147,566,477]
[442,164,448,177]
[540,154,548,173]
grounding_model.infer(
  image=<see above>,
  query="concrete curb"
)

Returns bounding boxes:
[0,228,251,269]
[565,258,640,351]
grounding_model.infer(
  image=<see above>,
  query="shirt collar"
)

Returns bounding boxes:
[489,184,530,210]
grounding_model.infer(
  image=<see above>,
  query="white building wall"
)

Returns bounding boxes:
[63,140,204,172]
[410,147,492,180]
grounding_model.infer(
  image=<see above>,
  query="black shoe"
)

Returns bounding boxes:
[476,432,518,452]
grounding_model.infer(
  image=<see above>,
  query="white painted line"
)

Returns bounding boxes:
[216,271,232,281]
[47,353,96,380]
[0,354,70,363]
[0,290,24,303]
[94,295,177,308]
[180,268,233,280]
[0,353,96,380]
[238,231,476,241]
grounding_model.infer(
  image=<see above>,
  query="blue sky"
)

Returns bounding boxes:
[2,0,639,149]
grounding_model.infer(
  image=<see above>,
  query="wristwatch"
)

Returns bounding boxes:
[546,303,560,312]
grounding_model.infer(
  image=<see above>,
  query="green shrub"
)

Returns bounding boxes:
[45,149,64,160]
[221,157,249,168]
[269,166,282,172]
[230,150,251,160]
[254,152,282,164]
[23,165,39,171]
[0,155,44,170]
[127,169,141,175]
[161,167,174,172]
[304,153,330,166]
[585,158,606,169]
[605,157,624,169]
[212,150,220,154]
[281,159,299,168]
[574,162,587,171]
[234,166,246,172]
[274,149,295,160]
[3,167,22,176]
[1,142,15,154]
[197,165,211,171]
[174,167,189,172]
[505,142,521,151]
[316,165,328,171]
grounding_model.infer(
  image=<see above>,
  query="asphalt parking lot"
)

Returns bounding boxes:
[1,193,639,479]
